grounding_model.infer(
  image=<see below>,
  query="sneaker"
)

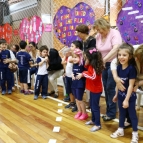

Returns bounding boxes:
[78,113,88,120]
[72,105,78,112]
[8,90,12,94]
[20,90,24,93]
[24,90,33,95]
[110,129,124,138]
[74,112,82,119]
[90,126,101,132]
[63,96,70,102]
[42,95,47,99]
[65,102,75,109]
[131,133,138,143]
[2,91,6,95]
[34,95,38,100]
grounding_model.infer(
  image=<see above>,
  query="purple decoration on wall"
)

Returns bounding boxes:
[117,0,143,45]
[53,2,95,46]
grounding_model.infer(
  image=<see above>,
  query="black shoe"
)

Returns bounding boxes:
[54,93,58,98]
[72,105,77,112]
[65,102,75,109]
[48,91,55,96]
[63,96,70,102]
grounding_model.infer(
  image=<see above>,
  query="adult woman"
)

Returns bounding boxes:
[76,24,96,108]
[93,18,122,121]
[48,48,64,98]
[28,42,39,89]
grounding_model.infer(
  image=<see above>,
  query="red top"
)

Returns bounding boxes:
[82,65,103,93]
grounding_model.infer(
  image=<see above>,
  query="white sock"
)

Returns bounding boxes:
[132,131,138,136]
[118,128,124,132]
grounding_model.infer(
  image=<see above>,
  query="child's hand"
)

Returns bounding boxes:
[3,58,10,64]
[8,63,13,69]
[72,74,75,80]
[122,100,129,108]
[44,57,48,62]
[112,95,118,103]
[76,73,82,80]
[63,73,66,77]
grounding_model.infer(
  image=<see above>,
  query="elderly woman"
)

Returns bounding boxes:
[93,18,122,121]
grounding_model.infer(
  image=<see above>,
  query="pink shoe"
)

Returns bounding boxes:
[74,112,82,119]
[79,113,88,120]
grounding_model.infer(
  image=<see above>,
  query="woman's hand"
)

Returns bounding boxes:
[3,58,11,64]
[76,73,83,80]
[116,77,126,91]
[122,100,129,108]
[112,95,118,103]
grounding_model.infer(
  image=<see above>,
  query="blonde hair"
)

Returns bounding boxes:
[134,45,143,63]
[93,18,110,30]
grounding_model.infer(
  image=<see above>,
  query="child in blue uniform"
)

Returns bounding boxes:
[0,39,13,94]
[34,45,49,100]
[72,48,88,120]
[16,40,33,95]
[110,43,138,143]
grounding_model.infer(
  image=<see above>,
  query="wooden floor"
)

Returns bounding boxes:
[0,86,143,143]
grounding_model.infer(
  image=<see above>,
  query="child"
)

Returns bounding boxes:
[110,43,138,143]
[34,45,49,100]
[71,48,88,120]
[76,47,104,131]
[0,39,13,94]
[16,40,33,95]
[64,40,82,112]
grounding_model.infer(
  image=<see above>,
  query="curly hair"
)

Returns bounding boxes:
[84,47,104,74]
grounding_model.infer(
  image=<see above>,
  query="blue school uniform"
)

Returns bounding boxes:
[117,64,138,131]
[16,51,32,83]
[71,63,85,101]
[34,57,48,96]
[0,50,12,91]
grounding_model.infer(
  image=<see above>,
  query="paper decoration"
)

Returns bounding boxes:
[0,23,12,43]
[19,16,44,43]
[45,24,52,32]
[117,0,143,45]
[53,2,95,46]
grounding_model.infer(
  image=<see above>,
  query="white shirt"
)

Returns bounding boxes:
[110,58,117,70]
[37,57,48,75]
[65,56,73,77]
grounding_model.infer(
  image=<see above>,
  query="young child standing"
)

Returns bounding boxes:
[16,40,33,95]
[34,45,49,100]
[76,47,104,131]
[71,48,88,120]
[110,43,138,143]
[64,40,82,112]
[0,39,13,94]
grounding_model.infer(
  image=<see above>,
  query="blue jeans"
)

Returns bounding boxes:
[90,92,101,126]
[102,62,116,118]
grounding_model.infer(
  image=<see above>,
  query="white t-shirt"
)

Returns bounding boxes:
[37,57,48,75]
[110,58,117,70]
[65,56,73,77]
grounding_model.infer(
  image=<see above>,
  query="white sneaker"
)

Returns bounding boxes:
[110,129,124,138]
[131,133,138,143]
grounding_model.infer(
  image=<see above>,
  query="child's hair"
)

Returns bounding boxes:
[72,40,83,50]
[73,48,83,66]
[84,47,104,74]
[134,44,143,64]
[39,45,49,52]
[0,39,6,44]
[117,43,136,66]
[15,44,20,52]
[19,40,27,49]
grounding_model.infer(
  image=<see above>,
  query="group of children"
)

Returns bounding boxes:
[0,37,142,143]
[62,41,141,143]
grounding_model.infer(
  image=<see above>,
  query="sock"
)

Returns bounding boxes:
[118,128,124,132]
[132,131,138,136]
